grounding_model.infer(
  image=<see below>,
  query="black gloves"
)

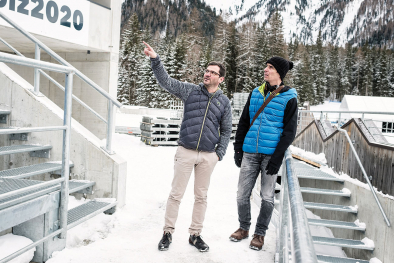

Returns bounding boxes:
[266,161,280,175]
[234,151,243,168]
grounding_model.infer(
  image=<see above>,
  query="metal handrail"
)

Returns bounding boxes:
[0,10,120,153]
[0,177,64,201]
[0,126,66,134]
[338,128,391,227]
[0,52,73,73]
[277,149,318,263]
[0,37,107,123]
[0,52,74,254]
[299,110,394,115]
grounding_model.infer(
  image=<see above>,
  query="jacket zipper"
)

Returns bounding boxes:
[256,91,270,152]
[196,92,216,150]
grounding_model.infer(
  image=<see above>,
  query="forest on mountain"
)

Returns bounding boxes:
[118,5,394,108]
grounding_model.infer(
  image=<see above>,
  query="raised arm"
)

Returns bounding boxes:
[143,42,198,102]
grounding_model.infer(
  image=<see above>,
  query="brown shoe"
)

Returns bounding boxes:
[229,228,249,242]
[249,234,264,250]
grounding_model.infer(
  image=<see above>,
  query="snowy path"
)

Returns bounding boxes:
[46,134,276,263]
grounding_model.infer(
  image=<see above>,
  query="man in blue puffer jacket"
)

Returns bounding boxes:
[230,57,298,251]
[143,42,232,252]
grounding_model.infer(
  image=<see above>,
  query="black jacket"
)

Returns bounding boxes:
[234,82,298,168]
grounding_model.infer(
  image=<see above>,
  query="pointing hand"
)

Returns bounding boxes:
[143,41,157,59]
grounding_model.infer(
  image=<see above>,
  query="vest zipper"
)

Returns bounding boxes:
[256,91,270,152]
[196,92,216,150]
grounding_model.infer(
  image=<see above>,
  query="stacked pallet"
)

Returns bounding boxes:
[140,116,181,146]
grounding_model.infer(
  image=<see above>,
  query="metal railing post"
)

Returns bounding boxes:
[59,72,74,239]
[278,163,290,263]
[338,113,341,128]
[34,44,40,95]
[320,111,323,121]
[362,113,365,122]
[104,101,115,154]
[338,128,391,227]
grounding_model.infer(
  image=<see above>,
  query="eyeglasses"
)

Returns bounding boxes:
[204,69,221,77]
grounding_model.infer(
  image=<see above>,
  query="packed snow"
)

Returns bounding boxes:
[45,132,277,263]
[0,234,35,263]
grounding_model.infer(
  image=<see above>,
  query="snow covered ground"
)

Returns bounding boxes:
[44,133,277,263]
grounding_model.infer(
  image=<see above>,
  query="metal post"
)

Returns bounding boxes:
[338,128,391,227]
[34,44,40,95]
[105,100,115,154]
[320,111,323,121]
[279,164,290,263]
[59,72,74,239]
[362,113,365,122]
[338,113,341,128]
[299,112,303,134]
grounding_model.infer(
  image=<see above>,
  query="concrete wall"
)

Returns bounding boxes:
[0,62,127,207]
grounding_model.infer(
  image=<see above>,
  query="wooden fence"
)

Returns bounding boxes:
[293,118,394,196]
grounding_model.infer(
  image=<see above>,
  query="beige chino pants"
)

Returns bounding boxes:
[163,146,219,235]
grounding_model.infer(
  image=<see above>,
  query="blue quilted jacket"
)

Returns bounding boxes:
[243,84,297,154]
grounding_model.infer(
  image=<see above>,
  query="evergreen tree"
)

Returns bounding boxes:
[136,27,157,107]
[313,31,326,104]
[224,22,239,97]
[361,42,373,96]
[253,25,270,87]
[267,11,287,58]
[236,22,257,93]
[117,14,143,105]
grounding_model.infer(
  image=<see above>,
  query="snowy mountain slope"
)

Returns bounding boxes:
[205,0,394,47]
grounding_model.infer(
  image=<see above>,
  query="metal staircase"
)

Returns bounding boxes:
[0,108,117,263]
[291,159,374,262]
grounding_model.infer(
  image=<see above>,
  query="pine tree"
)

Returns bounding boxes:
[313,31,326,104]
[361,42,373,96]
[253,25,270,87]
[136,26,158,107]
[236,22,257,93]
[117,14,143,105]
[267,11,287,58]
[224,22,239,97]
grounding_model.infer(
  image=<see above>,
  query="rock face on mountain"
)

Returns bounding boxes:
[121,0,393,48]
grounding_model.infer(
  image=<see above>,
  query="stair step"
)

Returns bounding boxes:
[292,160,344,182]
[69,180,95,194]
[312,236,374,251]
[304,202,357,213]
[317,254,369,263]
[308,218,366,231]
[0,145,52,156]
[0,110,11,115]
[67,200,117,229]
[0,178,96,210]
[0,162,74,179]
[301,187,351,197]
[0,178,58,210]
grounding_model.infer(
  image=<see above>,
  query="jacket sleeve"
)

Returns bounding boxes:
[269,97,298,168]
[150,55,199,102]
[216,101,232,161]
[233,92,252,152]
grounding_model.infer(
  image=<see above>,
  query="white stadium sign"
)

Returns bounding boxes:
[0,0,90,46]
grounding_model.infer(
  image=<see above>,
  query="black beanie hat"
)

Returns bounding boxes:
[266,56,294,80]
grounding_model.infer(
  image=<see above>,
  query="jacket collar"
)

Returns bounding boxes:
[199,83,223,97]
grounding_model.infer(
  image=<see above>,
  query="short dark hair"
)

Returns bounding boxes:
[208,61,226,77]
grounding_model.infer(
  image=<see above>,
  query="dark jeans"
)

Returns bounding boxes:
[237,152,277,236]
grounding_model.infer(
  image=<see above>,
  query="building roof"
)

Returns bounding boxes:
[340,95,394,122]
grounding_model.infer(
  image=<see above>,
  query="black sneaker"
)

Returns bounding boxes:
[189,234,209,252]
[158,232,172,251]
